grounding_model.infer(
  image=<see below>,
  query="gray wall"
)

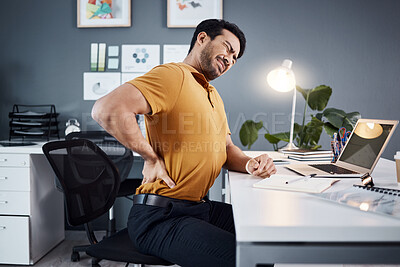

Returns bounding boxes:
[2,0,400,230]
[1,0,399,156]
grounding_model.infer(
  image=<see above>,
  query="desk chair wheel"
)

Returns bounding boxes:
[71,251,80,262]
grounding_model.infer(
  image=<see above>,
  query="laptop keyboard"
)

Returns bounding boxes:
[311,164,359,174]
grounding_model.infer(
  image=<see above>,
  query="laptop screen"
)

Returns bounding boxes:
[339,123,393,169]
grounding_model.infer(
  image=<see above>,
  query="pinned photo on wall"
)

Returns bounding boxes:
[121,72,145,84]
[121,45,160,72]
[163,44,190,64]
[167,0,223,28]
[83,72,121,100]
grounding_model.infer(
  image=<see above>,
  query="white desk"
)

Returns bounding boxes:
[229,152,400,266]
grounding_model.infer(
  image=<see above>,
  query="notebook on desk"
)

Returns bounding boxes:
[253,175,339,193]
[286,119,398,178]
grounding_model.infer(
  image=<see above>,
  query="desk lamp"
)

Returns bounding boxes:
[267,59,297,150]
[354,122,383,139]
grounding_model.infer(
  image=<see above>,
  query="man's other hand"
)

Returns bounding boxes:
[246,154,277,178]
[142,157,176,188]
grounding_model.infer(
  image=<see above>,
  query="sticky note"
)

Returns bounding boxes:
[108,46,119,57]
[108,58,119,70]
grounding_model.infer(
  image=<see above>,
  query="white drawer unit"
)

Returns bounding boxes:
[0,191,30,215]
[0,153,30,167]
[0,167,30,191]
[0,146,65,265]
[0,216,30,264]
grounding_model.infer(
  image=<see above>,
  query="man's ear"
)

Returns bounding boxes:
[197,32,209,46]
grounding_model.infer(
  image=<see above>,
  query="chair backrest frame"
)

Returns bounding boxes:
[42,139,121,226]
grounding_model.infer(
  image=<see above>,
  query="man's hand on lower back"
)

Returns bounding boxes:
[142,156,176,188]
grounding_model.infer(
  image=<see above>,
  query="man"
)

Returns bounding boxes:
[92,19,276,267]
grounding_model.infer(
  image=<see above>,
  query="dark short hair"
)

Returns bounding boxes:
[188,19,246,59]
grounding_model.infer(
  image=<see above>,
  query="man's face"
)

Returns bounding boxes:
[199,29,240,81]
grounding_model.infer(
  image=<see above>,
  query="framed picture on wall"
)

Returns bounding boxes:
[77,0,131,28]
[167,0,223,28]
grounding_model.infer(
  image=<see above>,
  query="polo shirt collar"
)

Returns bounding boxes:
[181,63,211,91]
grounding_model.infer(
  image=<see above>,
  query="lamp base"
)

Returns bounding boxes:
[279,142,298,152]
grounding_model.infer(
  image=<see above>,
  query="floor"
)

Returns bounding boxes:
[1,231,399,267]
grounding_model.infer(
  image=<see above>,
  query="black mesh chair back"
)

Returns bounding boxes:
[43,139,120,226]
[66,131,133,184]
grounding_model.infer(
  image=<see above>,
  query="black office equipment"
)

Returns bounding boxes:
[65,131,140,261]
[8,104,60,141]
[42,139,172,267]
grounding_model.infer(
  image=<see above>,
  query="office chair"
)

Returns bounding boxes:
[42,139,172,267]
[66,132,140,223]
[65,131,141,261]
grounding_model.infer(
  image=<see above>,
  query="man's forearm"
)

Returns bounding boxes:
[92,107,158,162]
[224,143,251,173]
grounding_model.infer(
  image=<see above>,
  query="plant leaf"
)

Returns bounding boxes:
[239,120,263,149]
[303,117,323,147]
[342,112,361,131]
[264,133,281,144]
[322,108,347,128]
[273,132,291,142]
[323,122,338,137]
[293,123,302,134]
[296,86,311,101]
[322,109,361,132]
[307,85,332,111]
[264,132,291,144]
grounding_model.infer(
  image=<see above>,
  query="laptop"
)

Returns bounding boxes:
[286,119,398,177]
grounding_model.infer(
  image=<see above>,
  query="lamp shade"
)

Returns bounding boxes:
[267,59,296,92]
[354,122,383,139]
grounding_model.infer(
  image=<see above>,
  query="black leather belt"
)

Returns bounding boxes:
[133,194,205,208]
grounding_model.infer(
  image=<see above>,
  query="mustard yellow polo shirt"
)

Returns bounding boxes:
[128,63,229,201]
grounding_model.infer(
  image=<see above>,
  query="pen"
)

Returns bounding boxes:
[285,177,304,184]
[285,174,317,184]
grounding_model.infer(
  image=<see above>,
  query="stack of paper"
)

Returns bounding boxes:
[282,149,333,161]
[253,175,339,193]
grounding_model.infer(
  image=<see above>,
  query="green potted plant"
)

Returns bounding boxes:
[239,85,361,151]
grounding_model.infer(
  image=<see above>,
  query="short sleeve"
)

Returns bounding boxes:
[226,118,231,135]
[127,64,184,115]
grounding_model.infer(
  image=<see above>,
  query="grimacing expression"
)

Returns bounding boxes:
[199,29,240,81]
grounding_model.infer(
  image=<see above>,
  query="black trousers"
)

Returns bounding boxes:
[127,196,236,267]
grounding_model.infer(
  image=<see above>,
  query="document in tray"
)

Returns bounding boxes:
[253,175,339,193]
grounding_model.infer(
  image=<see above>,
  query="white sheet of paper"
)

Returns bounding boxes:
[163,44,190,64]
[83,72,121,100]
[253,175,339,193]
[121,45,160,72]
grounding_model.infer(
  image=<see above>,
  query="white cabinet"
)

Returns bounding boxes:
[0,145,65,265]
